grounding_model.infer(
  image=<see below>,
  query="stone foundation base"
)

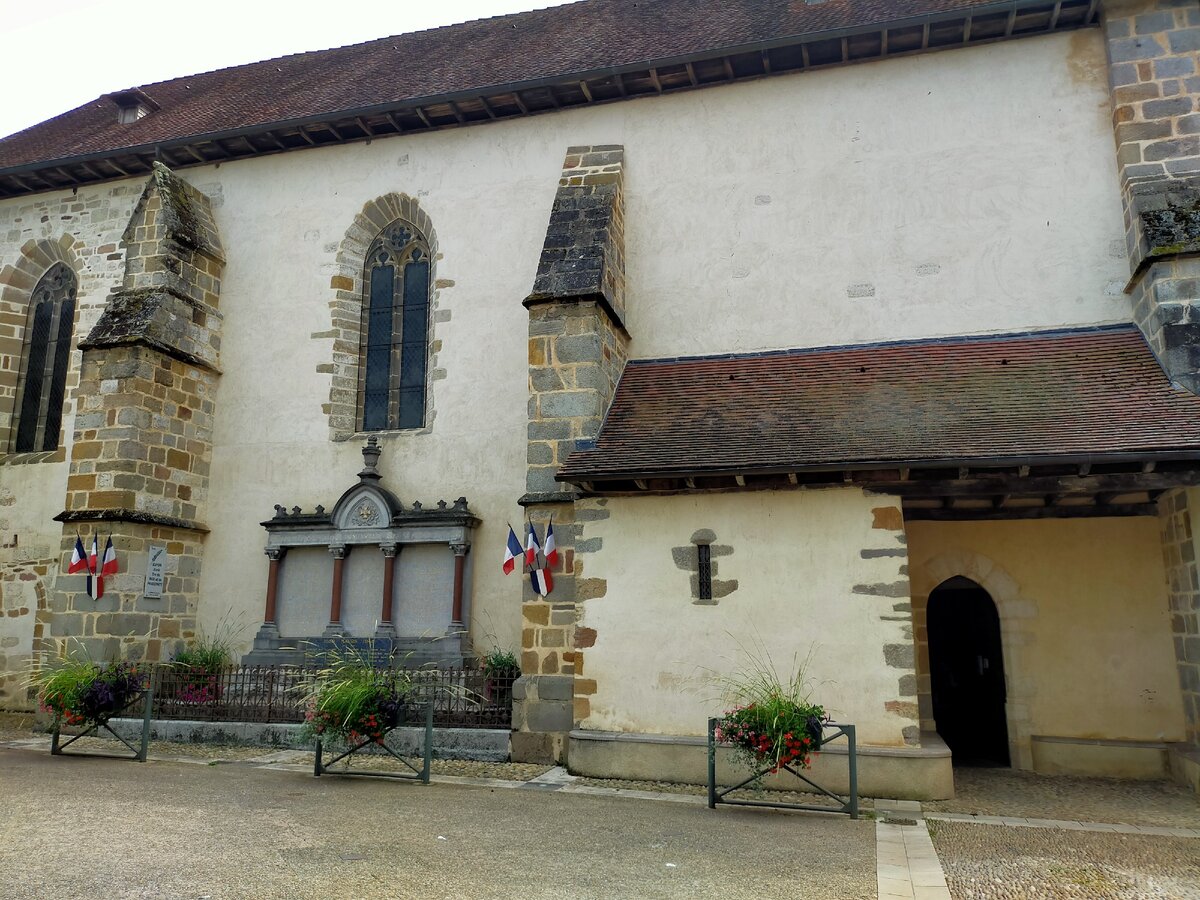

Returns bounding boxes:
[1169,744,1200,796]
[567,728,954,800]
[510,730,566,765]
[1030,735,1172,779]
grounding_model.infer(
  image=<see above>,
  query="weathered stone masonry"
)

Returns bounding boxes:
[1103,0,1200,392]
[513,146,629,763]
[41,163,224,665]
[1158,489,1200,746]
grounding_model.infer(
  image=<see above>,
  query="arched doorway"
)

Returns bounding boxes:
[927,576,1010,767]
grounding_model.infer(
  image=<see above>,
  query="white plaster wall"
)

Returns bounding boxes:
[576,489,913,746]
[0,29,1125,667]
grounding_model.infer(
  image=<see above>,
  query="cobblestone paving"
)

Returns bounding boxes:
[929,819,1200,899]
[925,768,1200,828]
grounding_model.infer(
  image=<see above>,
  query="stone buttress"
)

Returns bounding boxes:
[1102,0,1200,392]
[513,146,630,763]
[41,163,224,664]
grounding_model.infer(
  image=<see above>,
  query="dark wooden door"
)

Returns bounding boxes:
[928,579,1010,767]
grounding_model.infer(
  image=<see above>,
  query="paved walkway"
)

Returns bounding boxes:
[2,729,1199,899]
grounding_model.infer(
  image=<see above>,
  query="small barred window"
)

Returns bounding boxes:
[12,262,76,452]
[358,220,431,431]
[697,542,713,602]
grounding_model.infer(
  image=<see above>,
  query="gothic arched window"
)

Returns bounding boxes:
[12,262,76,452]
[358,220,431,431]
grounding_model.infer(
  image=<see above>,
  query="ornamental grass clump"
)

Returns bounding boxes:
[713,643,827,776]
[170,624,235,704]
[33,656,145,727]
[297,644,412,746]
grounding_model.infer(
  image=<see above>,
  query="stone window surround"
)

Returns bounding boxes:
[0,235,85,465]
[324,194,445,442]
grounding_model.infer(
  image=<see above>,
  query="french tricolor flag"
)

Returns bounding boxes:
[68,536,88,574]
[531,566,554,597]
[87,534,100,600]
[525,522,541,567]
[101,535,118,577]
[502,525,523,575]
[543,519,558,568]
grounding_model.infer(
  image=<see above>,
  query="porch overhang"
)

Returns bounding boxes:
[557,326,1200,520]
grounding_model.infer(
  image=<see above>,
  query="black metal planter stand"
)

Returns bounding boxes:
[50,689,154,762]
[707,718,859,819]
[313,701,434,784]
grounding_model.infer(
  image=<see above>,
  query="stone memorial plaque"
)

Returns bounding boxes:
[144,544,166,599]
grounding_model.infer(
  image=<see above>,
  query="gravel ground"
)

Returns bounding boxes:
[574,776,875,810]
[925,768,1200,828]
[929,819,1200,899]
[1,713,554,780]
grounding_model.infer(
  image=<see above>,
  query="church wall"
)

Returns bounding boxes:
[570,488,915,747]
[0,27,1127,674]
[906,516,1187,777]
[0,184,140,703]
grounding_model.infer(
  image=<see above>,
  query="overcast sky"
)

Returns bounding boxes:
[0,0,578,140]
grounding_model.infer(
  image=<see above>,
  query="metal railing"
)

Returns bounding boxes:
[148,665,515,730]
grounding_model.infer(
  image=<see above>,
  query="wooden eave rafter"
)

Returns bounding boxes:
[0,0,1099,199]
[559,457,1200,520]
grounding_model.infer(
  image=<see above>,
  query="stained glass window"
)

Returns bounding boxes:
[13,263,76,452]
[358,221,430,431]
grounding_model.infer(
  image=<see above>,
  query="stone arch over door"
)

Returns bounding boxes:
[322,194,447,441]
[910,551,1038,770]
[0,235,84,460]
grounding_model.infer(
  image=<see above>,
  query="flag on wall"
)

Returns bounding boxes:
[101,535,118,577]
[68,536,87,574]
[502,525,523,575]
[531,566,554,597]
[86,534,100,600]
[525,522,541,567]
[543,519,558,567]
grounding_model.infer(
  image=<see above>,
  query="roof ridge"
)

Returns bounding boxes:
[626,323,1139,367]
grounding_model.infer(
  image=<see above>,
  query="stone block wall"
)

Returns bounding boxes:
[1158,488,1200,746]
[1103,0,1200,391]
[38,524,201,664]
[40,164,224,669]
[513,146,630,763]
[62,346,215,524]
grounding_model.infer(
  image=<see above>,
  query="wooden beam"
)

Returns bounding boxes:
[760,51,771,75]
[906,503,1159,522]
[684,62,698,87]
[1004,8,1017,36]
[734,475,746,487]
[800,43,811,68]
[384,111,405,132]
[355,116,376,136]
[447,100,467,123]
[578,80,595,101]
[414,106,435,128]
[963,16,973,42]
[296,127,316,145]
[787,473,798,485]
[1048,1,1063,30]
[510,93,529,115]
[477,96,497,120]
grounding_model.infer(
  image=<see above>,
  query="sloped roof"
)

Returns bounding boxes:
[0,0,1040,169]
[558,326,1200,482]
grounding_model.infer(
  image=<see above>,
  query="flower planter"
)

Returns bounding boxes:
[50,688,154,762]
[706,717,859,819]
[313,701,434,783]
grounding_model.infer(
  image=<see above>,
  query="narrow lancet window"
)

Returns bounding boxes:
[358,220,430,431]
[13,262,76,452]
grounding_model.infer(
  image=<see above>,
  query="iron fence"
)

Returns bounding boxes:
[148,665,515,730]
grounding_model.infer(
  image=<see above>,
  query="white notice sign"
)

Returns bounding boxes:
[145,545,166,598]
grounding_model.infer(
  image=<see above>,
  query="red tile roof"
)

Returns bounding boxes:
[558,326,1200,482]
[0,0,1014,169]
